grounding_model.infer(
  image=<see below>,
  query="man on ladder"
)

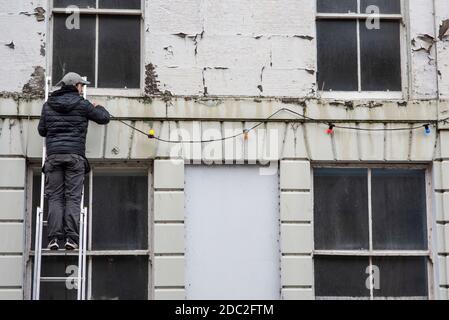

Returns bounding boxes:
[38,72,110,250]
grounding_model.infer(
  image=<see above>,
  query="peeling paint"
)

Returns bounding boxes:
[439,19,449,41]
[144,63,161,95]
[280,98,307,107]
[174,33,188,39]
[328,101,383,110]
[19,7,46,22]
[412,34,436,54]
[4,41,15,49]
[193,30,204,56]
[34,7,46,22]
[22,66,45,97]
[40,43,46,57]
[202,67,207,96]
[163,46,174,56]
[293,35,314,41]
[305,69,315,75]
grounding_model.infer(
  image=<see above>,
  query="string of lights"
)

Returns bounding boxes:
[111,107,448,144]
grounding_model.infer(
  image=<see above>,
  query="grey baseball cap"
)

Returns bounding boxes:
[55,72,90,87]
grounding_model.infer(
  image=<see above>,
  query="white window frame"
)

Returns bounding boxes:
[315,0,409,100]
[46,0,146,97]
[24,162,153,300]
[311,163,436,300]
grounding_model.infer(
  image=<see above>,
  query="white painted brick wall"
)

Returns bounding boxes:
[0,289,22,300]
[154,256,185,287]
[0,158,25,188]
[0,223,24,253]
[280,192,312,222]
[435,0,449,99]
[154,191,185,222]
[281,256,313,286]
[0,0,445,99]
[0,0,47,92]
[280,224,313,254]
[282,288,314,300]
[154,223,185,254]
[154,159,185,189]
[409,0,438,99]
[0,256,23,287]
[280,160,311,190]
[154,289,186,300]
[0,190,24,220]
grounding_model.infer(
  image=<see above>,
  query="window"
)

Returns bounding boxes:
[316,0,402,93]
[29,167,150,300]
[313,167,431,299]
[52,0,142,89]
[185,166,280,299]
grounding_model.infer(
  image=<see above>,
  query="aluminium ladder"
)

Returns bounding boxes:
[32,76,88,300]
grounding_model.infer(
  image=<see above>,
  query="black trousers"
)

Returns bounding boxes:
[44,154,86,244]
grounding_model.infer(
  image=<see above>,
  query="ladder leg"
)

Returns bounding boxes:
[77,209,84,300]
[32,208,43,300]
[32,76,51,300]
[81,207,88,300]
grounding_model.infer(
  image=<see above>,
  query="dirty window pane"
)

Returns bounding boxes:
[315,256,370,298]
[52,14,96,87]
[91,256,148,300]
[361,0,401,14]
[53,0,96,8]
[98,16,141,88]
[372,257,428,298]
[314,168,369,250]
[360,21,402,91]
[317,0,357,13]
[92,170,148,250]
[99,0,141,9]
[317,20,358,91]
[371,169,427,250]
[32,172,89,250]
[38,256,79,300]
[40,282,78,300]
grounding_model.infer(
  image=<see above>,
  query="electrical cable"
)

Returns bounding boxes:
[110,107,447,144]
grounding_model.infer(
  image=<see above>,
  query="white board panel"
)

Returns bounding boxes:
[185,165,280,300]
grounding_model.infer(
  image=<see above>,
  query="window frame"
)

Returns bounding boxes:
[311,163,436,300]
[47,0,145,97]
[315,0,409,100]
[24,162,153,300]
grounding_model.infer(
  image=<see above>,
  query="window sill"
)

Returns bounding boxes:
[318,91,404,101]
[51,87,143,98]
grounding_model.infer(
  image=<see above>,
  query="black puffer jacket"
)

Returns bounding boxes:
[38,85,110,157]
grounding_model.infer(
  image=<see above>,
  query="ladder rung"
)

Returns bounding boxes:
[41,249,80,252]
[31,250,81,257]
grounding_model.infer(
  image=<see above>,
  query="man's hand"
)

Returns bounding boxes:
[92,102,98,107]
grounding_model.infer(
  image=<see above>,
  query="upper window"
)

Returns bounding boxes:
[316,0,402,92]
[52,0,142,89]
[313,167,430,299]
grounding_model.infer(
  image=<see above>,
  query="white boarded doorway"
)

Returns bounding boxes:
[185,166,280,300]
